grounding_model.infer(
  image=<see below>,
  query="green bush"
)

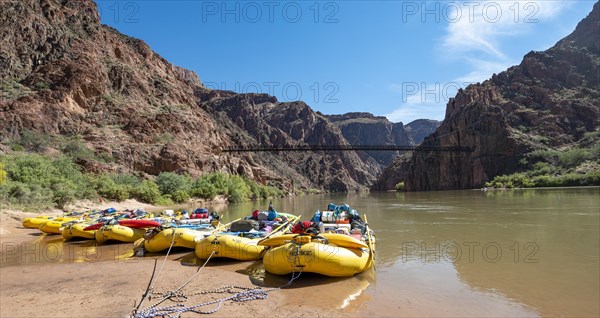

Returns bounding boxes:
[62,138,97,162]
[529,149,559,163]
[395,182,405,191]
[205,173,228,194]
[155,195,174,206]
[91,175,129,202]
[191,178,217,199]
[51,181,77,208]
[557,149,590,168]
[0,153,286,209]
[584,170,600,185]
[226,175,250,203]
[172,190,190,203]
[190,172,278,201]
[16,130,51,152]
[156,172,192,195]
[532,162,552,176]
[591,144,600,162]
[135,180,161,204]
[488,170,600,188]
[531,175,557,187]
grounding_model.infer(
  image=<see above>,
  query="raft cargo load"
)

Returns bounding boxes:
[258,203,375,277]
[195,207,299,261]
[142,210,220,253]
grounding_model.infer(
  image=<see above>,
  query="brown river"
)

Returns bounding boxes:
[2,187,599,317]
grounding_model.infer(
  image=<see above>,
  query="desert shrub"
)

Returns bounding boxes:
[156,172,192,196]
[155,195,174,206]
[485,173,533,188]
[226,175,250,203]
[204,173,228,194]
[531,162,552,176]
[172,190,190,203]
[557,149,590,168]
[51,180,77,208]
[191,178,217,199]
[529,149,559,163]
[591,144,600,162]
[135,180,161,204]
[62,138,97,162]
[15,130,51,151]
[395,182,405,191]
[92,174,130,202]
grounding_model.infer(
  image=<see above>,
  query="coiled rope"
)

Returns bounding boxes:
[132,230,302,317]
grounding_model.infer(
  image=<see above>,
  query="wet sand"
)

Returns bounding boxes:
[0,211,365,317]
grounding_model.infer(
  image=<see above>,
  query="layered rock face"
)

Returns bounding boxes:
[405,2,600,191]
[404,119,442,144]
[327,113,440,167]
[198,91,379,191]
[0,0,378,191]
[327,113,411,166]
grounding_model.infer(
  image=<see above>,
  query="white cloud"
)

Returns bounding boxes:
[442,1,572,82]
[383,83,457,123]
[454,57,515,83]
[385,1,573,123]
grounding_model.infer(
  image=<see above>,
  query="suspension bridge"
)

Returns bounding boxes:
[218,145,474,153]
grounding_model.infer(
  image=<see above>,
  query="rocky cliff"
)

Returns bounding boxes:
[404,119,442,144]
[0,0,377,192]
[327,113,411,166]
[404,2,599,191]
[327,113,440,167]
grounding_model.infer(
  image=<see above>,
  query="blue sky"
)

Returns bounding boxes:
[95,0,596,123]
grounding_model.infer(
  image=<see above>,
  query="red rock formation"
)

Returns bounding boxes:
[0,0,377,191]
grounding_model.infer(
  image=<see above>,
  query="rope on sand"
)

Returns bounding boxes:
[131,222,302,317]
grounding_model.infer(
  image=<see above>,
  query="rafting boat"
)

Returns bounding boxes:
[143,225,214,253]
[142,210,220,253]
[23,215,79,229]
[95,224,148,243]
[258,204,375,277]
[94,219,162,243]
[195,207,298,261]
[61,214,108,240]
[62,222,97,240]
[22,216,53,229]
[38,217,80,234]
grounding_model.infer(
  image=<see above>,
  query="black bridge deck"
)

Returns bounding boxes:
[221,145,474,153]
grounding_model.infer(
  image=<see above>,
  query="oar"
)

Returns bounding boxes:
[271,215,300,236]
[257,214,300,243]
[212,217,240,233]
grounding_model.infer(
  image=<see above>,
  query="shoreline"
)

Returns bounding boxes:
[0,196,230,216]
[0,200,360,318]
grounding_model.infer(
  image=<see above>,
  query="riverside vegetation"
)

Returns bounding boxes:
[484,131,600,189]
[0,151,285,210]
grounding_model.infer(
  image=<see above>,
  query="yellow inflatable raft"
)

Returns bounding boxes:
[195,233,266,261]
[195,214,299,261]
[62,223,97,240]
[39,217,79,234]
[22,216,57,229]
[259,232,374,277]
[144,228,211,252]
[95,224,146,243]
